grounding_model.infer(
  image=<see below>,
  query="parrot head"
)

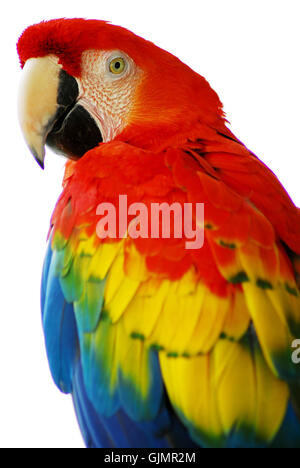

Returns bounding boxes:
[17,18,224,168]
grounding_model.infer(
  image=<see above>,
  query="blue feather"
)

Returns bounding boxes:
[42,244,78,393]
[78,315,121,417]
[73,361,116,448]
[74,278,106,333]
[41,241,53,318]
[72,359,198,448]
[271,403,300,448]
[118,346,163,422]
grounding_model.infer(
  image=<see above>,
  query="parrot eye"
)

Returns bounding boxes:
[109,57,126,75]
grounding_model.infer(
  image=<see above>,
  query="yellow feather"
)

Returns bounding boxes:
[254,343,289,442]
[106,275,141,323]
[149,281,206,354]
[213,339,256,434]
[242,281,291,375]
[88,240,123,281]
[123,278,171,339]
[238,245,295,376]
[187,288,228,354]
[266,282,300,336]
[116,320,150,400]
[76,234,97,257]
[160,351,224,446]
[160,337,289,447]
[222,288,250,340]
[123,242,149,282]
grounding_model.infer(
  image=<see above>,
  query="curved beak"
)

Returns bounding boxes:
[18,57,61,169]
[18,56,103,169]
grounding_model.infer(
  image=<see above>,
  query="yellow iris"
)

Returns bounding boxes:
[109,57,126,74]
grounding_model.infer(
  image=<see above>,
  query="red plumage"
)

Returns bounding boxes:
[17,18,300,448]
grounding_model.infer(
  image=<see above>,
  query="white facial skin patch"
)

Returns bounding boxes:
[79,49,144,142]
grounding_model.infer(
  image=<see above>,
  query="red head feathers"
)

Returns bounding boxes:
[17,18,225,148]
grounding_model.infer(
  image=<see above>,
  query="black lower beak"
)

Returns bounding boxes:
[46,70,103,160]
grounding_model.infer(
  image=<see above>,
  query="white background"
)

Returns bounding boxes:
[1,0,299,448]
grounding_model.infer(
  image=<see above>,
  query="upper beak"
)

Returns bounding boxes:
[18,56,103,169]
[18,56,79,169]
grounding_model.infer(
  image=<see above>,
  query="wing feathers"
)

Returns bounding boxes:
[44,140,300,447]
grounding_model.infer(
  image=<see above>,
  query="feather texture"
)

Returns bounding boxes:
[41,137,300,447]
[18,18,300,448]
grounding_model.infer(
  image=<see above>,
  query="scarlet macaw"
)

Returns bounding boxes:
[17,18,300,448]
